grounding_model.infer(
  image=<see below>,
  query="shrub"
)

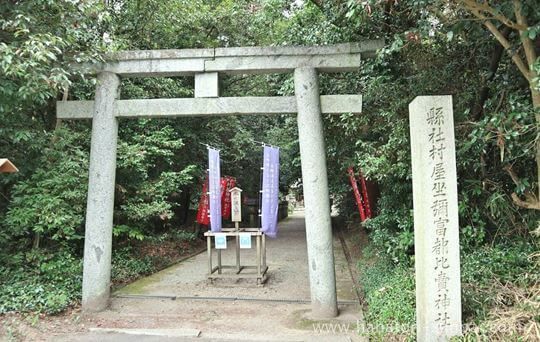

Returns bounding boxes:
[2,129,89,252]
[111,246,156,284]
[358,246,416,340]
[460,240,538,322]
[0,251,82,314]
[358,239,538,340]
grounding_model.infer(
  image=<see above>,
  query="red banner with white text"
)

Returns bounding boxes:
[197,175,237,225]
[221,176,236,219]
[196,175,210,225]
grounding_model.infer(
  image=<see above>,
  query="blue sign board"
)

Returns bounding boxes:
[215,234,227,249]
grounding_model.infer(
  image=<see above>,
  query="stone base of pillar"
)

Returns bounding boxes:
[82,291,110,313]
[310,301,339,319]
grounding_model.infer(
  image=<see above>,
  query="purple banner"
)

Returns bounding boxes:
[208,148,222,232]
[261,146,279,238]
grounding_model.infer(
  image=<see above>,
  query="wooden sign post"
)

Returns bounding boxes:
[230,187,242,271]
[230,187,242,224]
[0,159,18,173]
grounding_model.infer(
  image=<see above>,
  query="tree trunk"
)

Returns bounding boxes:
[181,190,191,225]
[532,87,540,202]
[32,232,40,249]
[472,26,511,121]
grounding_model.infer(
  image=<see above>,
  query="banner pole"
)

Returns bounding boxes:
[258,147,264,229]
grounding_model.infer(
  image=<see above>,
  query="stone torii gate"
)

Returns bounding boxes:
[56,41,383,318]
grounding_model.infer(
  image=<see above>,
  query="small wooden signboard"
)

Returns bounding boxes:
[0,159,18,173]
[230,187,242,222]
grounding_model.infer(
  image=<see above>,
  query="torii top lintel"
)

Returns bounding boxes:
[57,41,383,120]
[91,41,384,77]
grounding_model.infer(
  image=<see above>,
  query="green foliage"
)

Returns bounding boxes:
[113,225,146,241]
[0,0,109,113]
[359,247,416,326]
[0,240,197,314]
[313,0,539,263]
[533,58,540,91]
[150,230,198,244]
[358,246,416,340]
[359,239,538,339]
[0,251,82,314]
[1,4,304,316]
[2,122,199,250]
[460,240,539,321]
[111,247,156,283]
[0,0,538,322]
[0,0,109,259]
[2,129,89,252]
[116,121,197,233]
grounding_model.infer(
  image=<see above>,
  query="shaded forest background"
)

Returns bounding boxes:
[1,0,538,339]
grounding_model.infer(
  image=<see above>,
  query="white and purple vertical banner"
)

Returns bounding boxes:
[208,148,222,232]
[261,146,280,238]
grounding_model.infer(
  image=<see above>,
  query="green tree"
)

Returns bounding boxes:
[449,0,540,210]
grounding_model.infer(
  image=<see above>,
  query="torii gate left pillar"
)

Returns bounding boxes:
[81,72,120,310]
[58,42,384,316]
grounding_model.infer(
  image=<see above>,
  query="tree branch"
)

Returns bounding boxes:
[459,0,526,31]
[464,5,532,82]
[503,164,540,210]
[510,193,540,210]
[513,0,537,67]
[484,22,531,81]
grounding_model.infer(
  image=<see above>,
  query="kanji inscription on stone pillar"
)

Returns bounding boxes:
[409,95,462,341]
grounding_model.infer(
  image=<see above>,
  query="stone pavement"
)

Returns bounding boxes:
[53,211,365,341]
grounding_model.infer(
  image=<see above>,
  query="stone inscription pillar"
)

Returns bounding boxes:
[82,72,120,312]
[294,67,338,318]
[409,95,462,340]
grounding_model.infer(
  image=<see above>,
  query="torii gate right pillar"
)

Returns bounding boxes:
[294,67,338,318]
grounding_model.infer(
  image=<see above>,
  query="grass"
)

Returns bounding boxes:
[357,238,539,341]
[357,244,416,341]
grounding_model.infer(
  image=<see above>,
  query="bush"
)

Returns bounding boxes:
[2,129,89,252]
[0,231,201,315]
[0,252,82,314]
[150,230,198,243]
[358,246,416,339]
[460,240,538,322]
[358,239,538,340]
[111,246,156,284]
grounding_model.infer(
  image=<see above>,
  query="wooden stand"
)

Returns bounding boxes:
[204,226,268,285]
